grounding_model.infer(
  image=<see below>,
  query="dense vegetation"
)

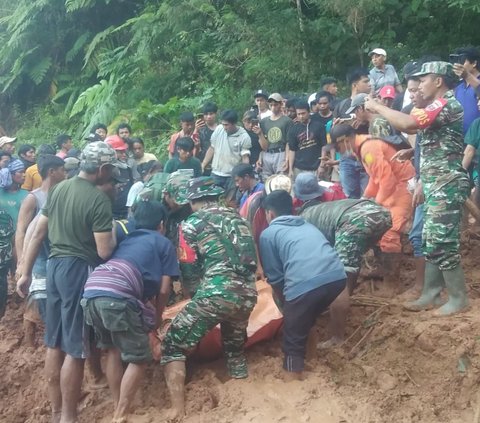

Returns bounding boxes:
[1,0,479,159]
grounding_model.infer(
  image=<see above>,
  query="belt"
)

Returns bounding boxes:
[267,147,285,153]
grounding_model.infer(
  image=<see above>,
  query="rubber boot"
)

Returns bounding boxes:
[433,266,469,316]
[403,262,444,311]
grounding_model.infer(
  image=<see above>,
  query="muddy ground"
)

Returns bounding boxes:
[1,237,480,423]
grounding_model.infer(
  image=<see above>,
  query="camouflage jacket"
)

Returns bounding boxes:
[178,203,257,298]
[412,91,466,188]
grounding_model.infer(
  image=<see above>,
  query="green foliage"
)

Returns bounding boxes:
[1,0,480,154]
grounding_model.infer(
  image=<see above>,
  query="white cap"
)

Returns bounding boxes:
[308,92,317,105]
[369,48,387,57]
[0,136,17,148]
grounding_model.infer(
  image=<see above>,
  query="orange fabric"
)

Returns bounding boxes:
[22,164,42,191]
[410,98,447,129]
[355,135,414,253]
[150,280,283,361]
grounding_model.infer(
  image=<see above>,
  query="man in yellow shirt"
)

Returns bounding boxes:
[22,145,56,191]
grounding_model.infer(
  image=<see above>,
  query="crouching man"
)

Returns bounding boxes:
[259,190,346,379]
[82,201,179,422]
[161,177,258,420]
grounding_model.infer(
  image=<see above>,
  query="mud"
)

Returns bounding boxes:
[1,238,480,423]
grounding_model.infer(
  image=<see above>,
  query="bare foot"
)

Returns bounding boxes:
[165,407,185,422]
[87,375,108,390]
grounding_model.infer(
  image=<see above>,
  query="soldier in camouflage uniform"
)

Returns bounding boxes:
[294,173,392,346]
[162,169,193,246]
[161,177,257,420]
[365,61,470,316]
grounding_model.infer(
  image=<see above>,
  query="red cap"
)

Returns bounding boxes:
[379,85,395,99]
[105,135,128,151]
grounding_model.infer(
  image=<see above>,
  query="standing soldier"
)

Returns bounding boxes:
[365,61,470,315]
[161,177,258,420]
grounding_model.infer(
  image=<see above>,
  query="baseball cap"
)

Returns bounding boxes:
[412,61,455,79]
[369,48,387,57]
[186,176,224,200]
[105,135,128,151]
[268,93,284,103]
[379,85,395,99]
[293,173,325,201]
[165,169,193,205]
[345,93,368,115]
[402,60,420,82]
[254,90,268,99]
[0,136,17,149]
[80,141,117,167]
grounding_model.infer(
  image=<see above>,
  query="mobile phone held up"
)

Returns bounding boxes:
[449,54,466,65]
[251,118,259,126]
[196,113,204,120]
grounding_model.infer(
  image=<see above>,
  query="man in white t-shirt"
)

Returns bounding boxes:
[201,110,251,189]
[254,90,273,120]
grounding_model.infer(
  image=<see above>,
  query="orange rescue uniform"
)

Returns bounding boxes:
[354,135,415,253]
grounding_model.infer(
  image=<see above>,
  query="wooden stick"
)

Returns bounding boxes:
[404,368,419,387]
[343,304,388,346]
[348,327,374,357]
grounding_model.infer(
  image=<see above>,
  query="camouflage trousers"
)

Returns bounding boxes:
[423,175,470,270]
[161,291,257,378]
[335,203,392,273]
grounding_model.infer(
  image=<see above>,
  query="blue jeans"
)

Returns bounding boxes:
[339,156,369,199]
[409,204,424,257]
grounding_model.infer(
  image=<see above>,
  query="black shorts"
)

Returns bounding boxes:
[45,257,92,358]
[282,279,346,372]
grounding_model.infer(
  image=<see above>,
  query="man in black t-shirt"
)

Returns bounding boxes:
[287,100,326,180]
[196,102,218,175]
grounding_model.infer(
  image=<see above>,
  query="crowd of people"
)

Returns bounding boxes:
[1,45,480,422]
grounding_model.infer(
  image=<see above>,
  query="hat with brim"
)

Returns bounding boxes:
[254,89,268,99]
[0,136,17,149]
[80,141,118,168]
[369,48,387,57]
[411,61,455,78]
[293,173,325,201]
[345,93,368,115]
[264,174,292,195]
[165,169,193,205]
[268,93,284,103]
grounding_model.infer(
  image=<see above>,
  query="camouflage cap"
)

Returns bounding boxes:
[80,141,117,167]
[411,61,455,79]
[165,169,193,205]
[137,172,170,202]
[186,176,224,200]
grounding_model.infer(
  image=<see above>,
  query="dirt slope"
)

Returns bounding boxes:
[1,239,480,423]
